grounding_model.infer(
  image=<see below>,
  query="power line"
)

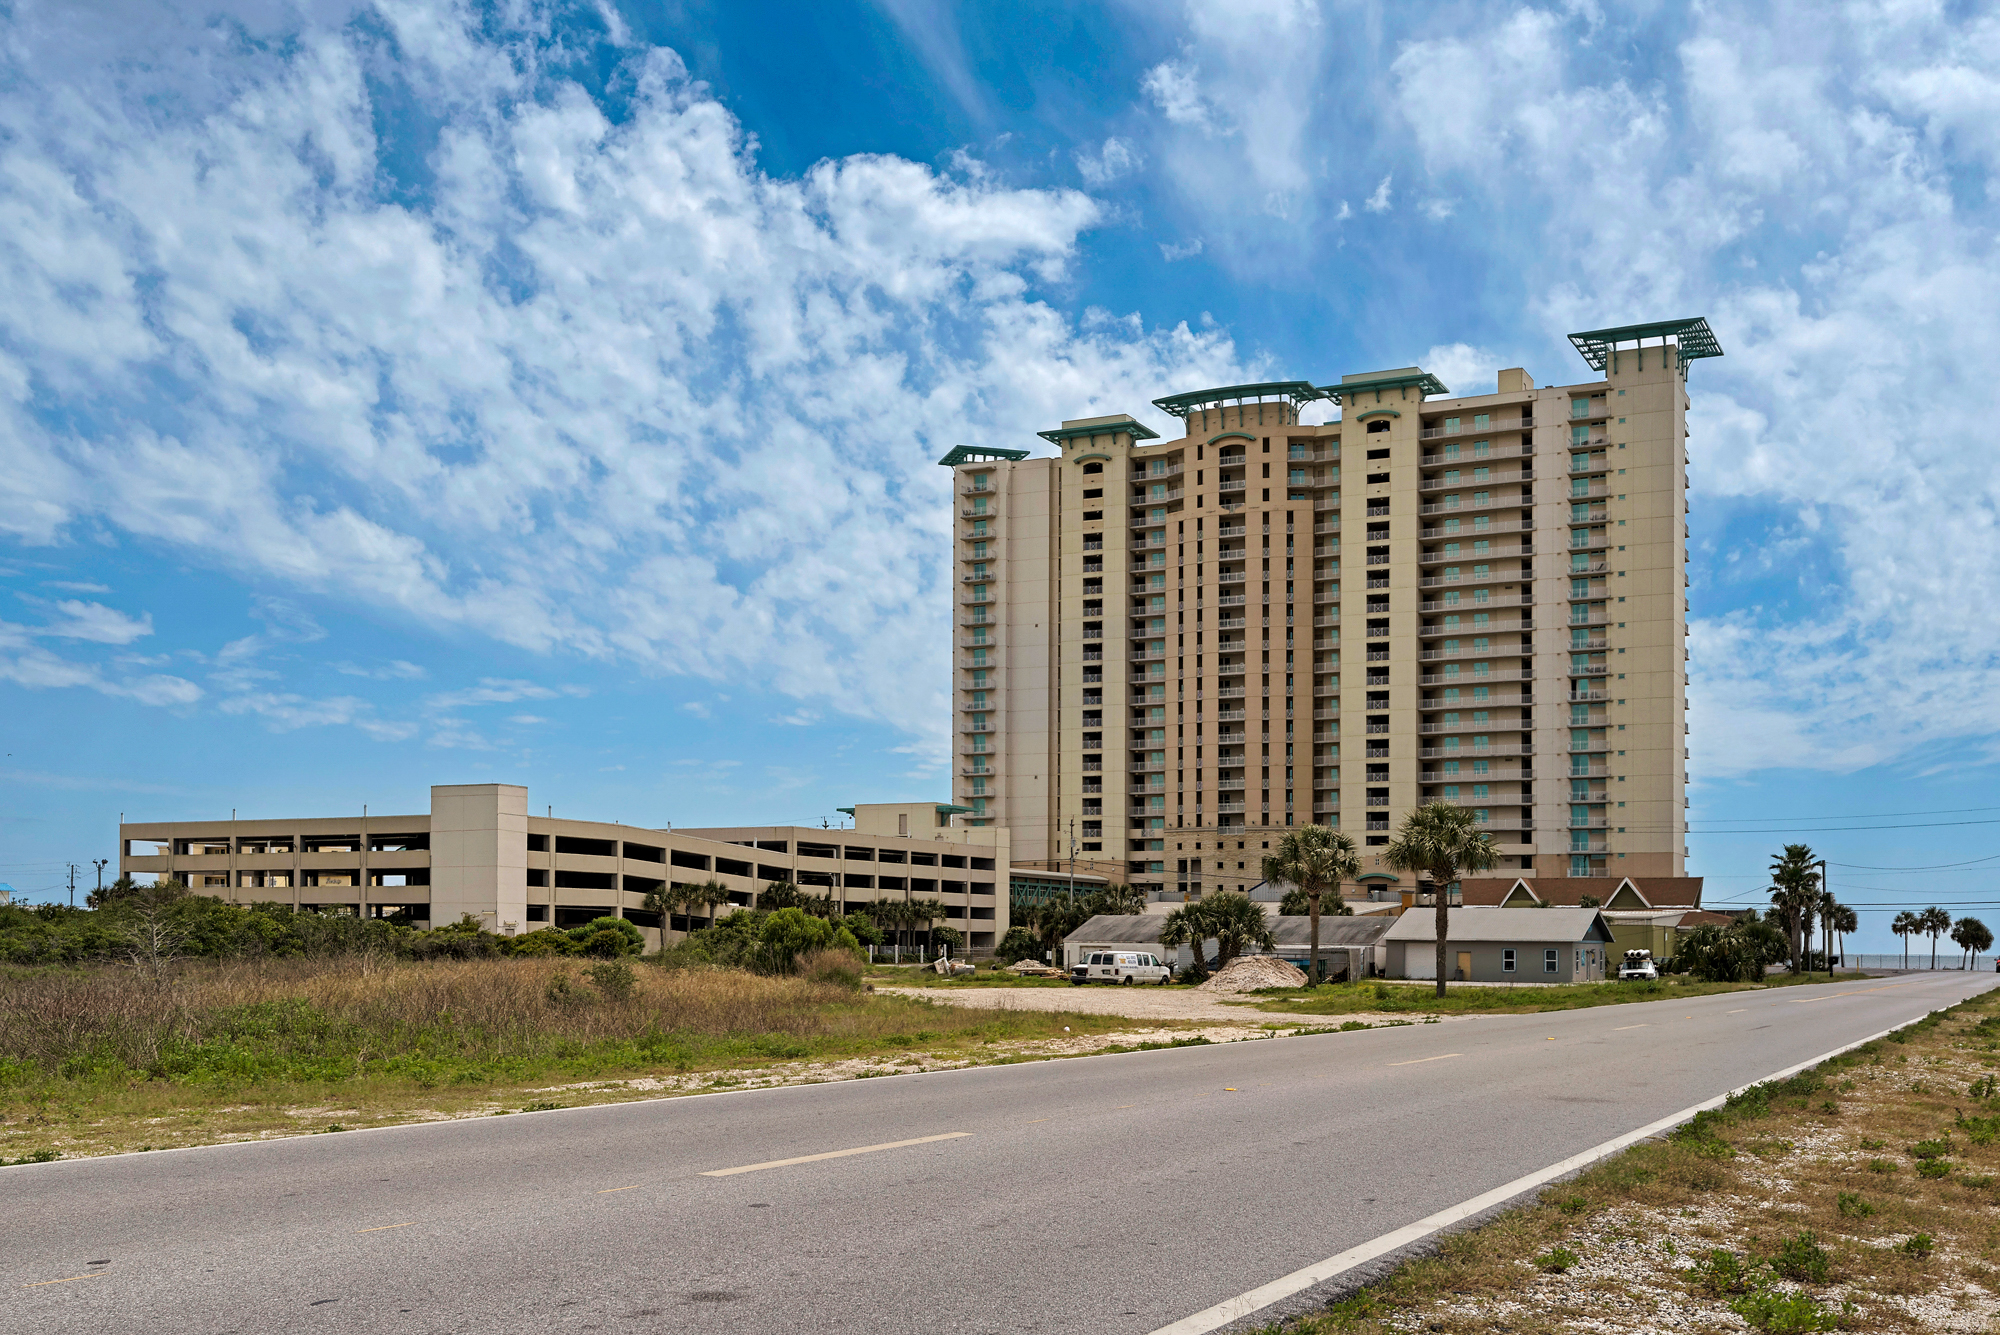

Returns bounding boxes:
[1829,853,2000,872]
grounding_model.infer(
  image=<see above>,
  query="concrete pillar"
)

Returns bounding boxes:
[430,784,529,934]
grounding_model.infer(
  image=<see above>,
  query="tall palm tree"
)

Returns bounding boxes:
[1767,845,1820,973]
[1198,892,1276,973]
[1263,825,1360,985]
[691,879,729,930]
[1891,910,1918,968]
[1384,801,1500,998]
[1158,900,1213,975]
[1829,903,1857,968]
[1955,916,1995,969]
[1921,905,1952,970]
[640,881,695,945]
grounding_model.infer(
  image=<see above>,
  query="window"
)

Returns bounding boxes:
[1544,949,1559,974]
[1502,949,1516,972]
[1571,398,1590,419]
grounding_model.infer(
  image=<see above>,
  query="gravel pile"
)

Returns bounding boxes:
[1007,960,1062,976]
[1198,955,1308,993]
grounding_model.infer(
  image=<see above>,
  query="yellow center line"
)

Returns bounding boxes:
[1387,1053,1462,1067]
[1612,1024,1648,1031]
[1025,1118,1050,1123]
[21,1273,108,1288]
[701,1132,971,1178]
[1114,1104,1135,1109]
[596,1186,641,1194]
[1727,1009,1747,1014]
[355,1222,415,1233]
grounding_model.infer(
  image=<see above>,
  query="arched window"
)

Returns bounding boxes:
[1082,462,1103,474]
[1366,419,1391,434]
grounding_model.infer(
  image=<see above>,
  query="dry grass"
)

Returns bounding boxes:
[1245,972,1875,1019]
[0,956,1171,1160]
[1260,995,2000,1334]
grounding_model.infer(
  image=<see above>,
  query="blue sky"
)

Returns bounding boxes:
[4,0,2000,946]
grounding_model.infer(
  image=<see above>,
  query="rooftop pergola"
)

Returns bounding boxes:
[935,445,1031,467]
[1316,368,1451,404]
[1149,380,1327,418]
[1568,317,1724,377]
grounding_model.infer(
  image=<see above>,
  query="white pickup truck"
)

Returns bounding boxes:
[1619,949,1658,981]
[1070,950,1173,986]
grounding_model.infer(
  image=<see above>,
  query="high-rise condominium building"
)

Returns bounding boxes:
[944,318,1720,896]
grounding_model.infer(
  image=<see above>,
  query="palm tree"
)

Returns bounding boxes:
[1087,882,1145,916]
[1829,903,1857,968]
[1921,905,1952,970]
[1384,801,1500,998]
[640,881,698,946]
[1767,845,1820,973]
[1263,825,1360,986]
[1162,892,1273,975]
[1952,916,1994,970]
[691,879,729,930]
[1158,900,1212,976]
[1891,910,1918,968]
[1024,898,1090,969]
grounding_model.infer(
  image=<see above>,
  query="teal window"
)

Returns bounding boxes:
[1445,417,1461,432]
[1442,785,1460,799]
[1571,399,1590,419]
[1473,413,1490,429]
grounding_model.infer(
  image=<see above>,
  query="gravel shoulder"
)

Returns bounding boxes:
[878,982,1430,1028]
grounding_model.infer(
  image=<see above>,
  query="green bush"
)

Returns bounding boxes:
[1534,1246,1578,1273]
[1835,1191,1874,1218]
[1900,1232,1935,1259]
[995,925,1042,965]
[1918,1158,1952,1179]
[584,960,637,1000]
[1690,1248,1758,1297]
[1772,1230,1830,1284]
[757,908,838,973]
[1731,1287,1851,1333]
[567,917,643,958]
[798,946,863,990]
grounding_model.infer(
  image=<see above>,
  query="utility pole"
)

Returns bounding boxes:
[1815,858,1831,977]
[92,858,108,907]
[67,863,78,909]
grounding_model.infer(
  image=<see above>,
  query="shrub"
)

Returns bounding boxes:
[797,946,863,990]
[1910,1137,1951,1160]
[504,928,579,957]
[1900,1232,1935,1259]
[757,908,838,974]
[1556,1195,1589,1215]
[583,960,636,1000]
[567,917,643,958]
[1867,1159,1896,1174]
[1835,1192,1874,1219]
[1918,1158,1952,1179]
[0,1148,59,1167]
[1730,1287,1850,1333]
[1534,1245,1578,1273]
[1772,1230,1830,1284]
[995,925,1041,965]
[1691,1249,1759,1297]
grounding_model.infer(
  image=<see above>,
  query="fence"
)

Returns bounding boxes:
[1841,954,1995,972]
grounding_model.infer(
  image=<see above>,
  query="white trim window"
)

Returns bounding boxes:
[1502,948,1517,972]
[1543,948,1559,974]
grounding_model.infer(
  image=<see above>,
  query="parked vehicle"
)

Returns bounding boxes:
[1070,950,1172,986]
[1619,949,1658,981]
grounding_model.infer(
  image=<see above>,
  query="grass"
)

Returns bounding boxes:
[1238,971,1874,1017]
[1248,990,2000,1334]
[0,956,1173,1160]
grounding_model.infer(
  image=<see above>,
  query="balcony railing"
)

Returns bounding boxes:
[1421,668,1531,686]
[1419,495,1529,517]
[1419,618,1530,638]
[1567,637,1608,652]
[1419,717,1527,735]
[961,481,993,496]
[1567,763,1610,777]
[1216,709,1246,722]
[1132,463,1184,479]
[1569,610,1609,627]
[1313,708,1339,721]
[1568,839,1611,854]
[1217,594,1246,608]
[1217,479,1247,493]
[1569,532,1610,550]
[1568,483,1611,500]
[1419,743,1534,758]
[1421,594,1530,613]
[1313,521,1339,536]
[959,635,1000,649]
[1566,560,1610,576]
[1568,740,1610,753]
[1217,525,1247,538]
[1569,689,1607,702]
[1421,441,1532,466]
[1418,543,1533,566]
[959,504,995,518]
[1420,768,1531,782]
[1420,518,1532,540]
[1419,695,1529,714]
[1419,418,1532,440]
[1135,488,1186,504]
[1419,469,1532,493]
[1215,569,1247,585]
[1421,645,1529,664]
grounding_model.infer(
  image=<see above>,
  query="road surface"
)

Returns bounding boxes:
[7,971,1990,1335]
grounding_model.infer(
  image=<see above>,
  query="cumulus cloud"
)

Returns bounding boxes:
[0,3,1251,765]
[1159,238,1204,261]
[34,599,153,644]
[1387,1,2000,777]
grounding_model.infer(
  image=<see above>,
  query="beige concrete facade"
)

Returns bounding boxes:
[949,323,1711,894]
[120,790,1009,949]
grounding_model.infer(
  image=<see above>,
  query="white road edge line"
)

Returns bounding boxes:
[1385,1054,1461,1067]
[1145,1005,1969,1335]
[700,1132,970,1177]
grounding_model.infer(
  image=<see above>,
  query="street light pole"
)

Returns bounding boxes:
[1815,858,1830,977]
[92,858,108,908]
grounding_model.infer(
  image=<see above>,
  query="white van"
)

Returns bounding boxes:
[1619,949,1658,981]
[1070,950,1173,986]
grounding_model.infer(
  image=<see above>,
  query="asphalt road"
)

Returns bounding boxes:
[8,972,1993,1335]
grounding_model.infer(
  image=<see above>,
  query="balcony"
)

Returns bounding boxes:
[1419,494,1529,518]
[1135,488,1186,505]
[1215,568,1248,585]
[1567,456,1610,477]
[1569,608,1609,628]
[1419,696,1528,717]
[1215,801,1246,814]
[958,765,997,778]
[1132,463,1184,480]
[1418,716,1527,735]
[1217,594,1247,608]
[1129,539,1167,553]
[1419,743,1534,759]
[1566,763,1610,777]
[1568,532,1610,551]
[1421,441,1532,466]
[1215,616,1246,630]
[1419,618,1530,639]
[959,504,996,519]
[1213,685,1246,699]
[1570,662,1609,677]
[1131,760,1166,773]
[1567,637,1608,652]
[1420,517,1532,540]
[1421,668,1531,686]
[1568,816,1609,830]
[1419,418,1533,440]
[1313,708,1339,721]
[959,634,1001,650]
[1216,708,1247,722]
[1568,739,1611,753]
[1217,478,1247,494]
[1421,594,1530,613]
[1569,839,1611,854]
[1420,768,1531,782]
[961,482,994,497]
[1130,646,1167,662]
[1570,431,1610,448]
[1419,469,1532,493]
[1418,543,1533,567]
[1568,482,1611,501]
[1313,615,1339,630]
[1313,521,1339,536]
[1568,689,1608,702]
[1214,778,1246,792]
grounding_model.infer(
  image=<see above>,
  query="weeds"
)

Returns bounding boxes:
[1900,1232,1935,1259]
[1534,1245,1579,1274]
[1730,1286,1852,1333]
[0,1148,59,1166]
[1771,1230,1830,1284]
[1834,1191,1874,1219]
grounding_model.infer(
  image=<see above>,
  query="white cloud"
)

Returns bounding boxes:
[424,679,572,712]
[1158,238,1203,262]
[41,580,109,593]
[217,691,415,741]
[1364,175,1392,212]
[0,7,1250,769]
[1387,1,2000,776]
[32,599,152,644]
[507,713,550,725]
[1142,58,1214,130]
[0,618,199,707]
[681,700,712,719]
[1420,198,1455,220]
[335,659,428,680]
[1420,344,1507,399]
[1076,136,1142,186]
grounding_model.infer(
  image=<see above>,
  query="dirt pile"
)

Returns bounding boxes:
[1197,955,1307,993]
[1008,960,1062,977]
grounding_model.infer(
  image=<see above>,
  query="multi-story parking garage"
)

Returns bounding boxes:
[119,786,1009,950]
